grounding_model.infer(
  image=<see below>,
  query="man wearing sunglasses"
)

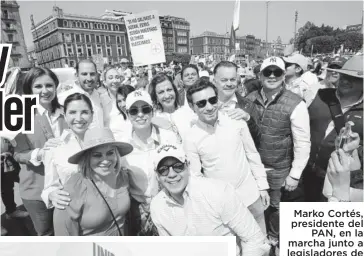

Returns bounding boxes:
[150,144,270,256]
[246,56,310,240]
[184,78,270,235]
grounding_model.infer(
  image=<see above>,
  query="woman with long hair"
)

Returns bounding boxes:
[41,93,94,210]
[13,67,67,235]
[108,85,135,141]
[53,127,133,236]
[149,73,195,141]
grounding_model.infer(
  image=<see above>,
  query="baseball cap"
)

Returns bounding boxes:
[120,58,129,64]
[153,144,187,171]
[260,57,285,72]
[327,57,347,69]
[125,90,153,110]
[283,54,308,72]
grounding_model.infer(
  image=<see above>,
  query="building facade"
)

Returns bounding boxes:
[190,31,230,60]
[31,6,130,69]
[1,0,32,69]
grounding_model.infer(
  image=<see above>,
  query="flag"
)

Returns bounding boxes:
[208,54,214,62]
[340,44,344,53]
[230,0,240,51]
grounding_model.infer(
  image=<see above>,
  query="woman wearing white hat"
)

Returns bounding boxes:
[53,127,133,236]
[41,93,94,210]
[122,90,182,235]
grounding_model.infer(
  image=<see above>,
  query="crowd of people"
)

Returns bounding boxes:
[1,51,362,256]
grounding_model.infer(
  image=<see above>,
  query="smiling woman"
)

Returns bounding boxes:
[13,67,68,236]
[53,127,133,236]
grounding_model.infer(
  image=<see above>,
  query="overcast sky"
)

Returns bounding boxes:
[0,241,229,256]
[15,0,364,48]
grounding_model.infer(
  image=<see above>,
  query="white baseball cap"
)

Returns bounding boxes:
[283,54,308,72]
[153,144,186,171]
[125,89,153,110]
[260,57,285,72]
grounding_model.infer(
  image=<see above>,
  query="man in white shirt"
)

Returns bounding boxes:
[58,59,105,129]
[183,78,270,234]
[150,144,270,256]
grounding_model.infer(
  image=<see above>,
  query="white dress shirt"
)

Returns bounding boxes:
[151,176,270,256]
[183,112,269,206]
[41,130,82,208]
[29,106,64,166]
[261,89,311,180]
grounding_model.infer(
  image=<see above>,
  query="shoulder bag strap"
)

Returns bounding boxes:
[91,179,123,236]
[319,89,345,134]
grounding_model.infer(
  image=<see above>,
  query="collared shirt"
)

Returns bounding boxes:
[29,106,64,166]
[150,176,269,256]
[260,88,311,179]
[218,94,238,112]
[124,125,181,206]
[183,112,269,206]
[41,129,82,208]
[57,83,105,129]
[324,93,363,138]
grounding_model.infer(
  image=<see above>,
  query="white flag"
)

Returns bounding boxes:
[233,0,240,31]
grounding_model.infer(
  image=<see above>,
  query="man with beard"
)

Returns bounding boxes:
[303,55,363,202]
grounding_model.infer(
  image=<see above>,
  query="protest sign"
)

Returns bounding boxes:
[124,10,166,66]
[92,54,104,72]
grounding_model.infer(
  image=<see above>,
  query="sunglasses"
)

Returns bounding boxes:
[157,162,186,176]
[128,105,153,116]
[262,68,284,78]
[193,96,218,109]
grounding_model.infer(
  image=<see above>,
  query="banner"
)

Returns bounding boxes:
[124,10,166,66]
[92,54,104,72]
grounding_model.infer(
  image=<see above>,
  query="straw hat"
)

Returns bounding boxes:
[326,55,363,78]
[68,127,133,164]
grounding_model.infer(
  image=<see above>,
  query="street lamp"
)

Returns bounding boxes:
[294,10,298,48]
[266,1,269,56]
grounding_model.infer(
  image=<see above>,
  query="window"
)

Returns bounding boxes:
[75,34,81,43]
[115,25,119,31]
[86,45,92,57]
[168,37,173,42]
[85,23,89,29]
[107,48,111,56]
[96,35,100,43]
[117,48,122,56]
[116,36,121,44]
[167,29,173,34]
[72,22,76,28]
[67,44,73,56]
[70,60,75,67]
[8,34,13,42]
[85,35,90,42]
[63,20,68,27]
[96,45,102,54]
[105,36,110,43]
[77,45,83,56]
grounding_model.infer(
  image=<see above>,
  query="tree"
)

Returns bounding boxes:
[305,36,335,54]
[335,32,363,52]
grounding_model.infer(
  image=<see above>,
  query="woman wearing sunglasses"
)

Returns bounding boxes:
[149,73,196,142]
[41,93,94,210]
[53,127,133,236]
[123,90,182,235]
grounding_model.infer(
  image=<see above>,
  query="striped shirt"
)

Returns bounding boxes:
[151,176,269,256]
